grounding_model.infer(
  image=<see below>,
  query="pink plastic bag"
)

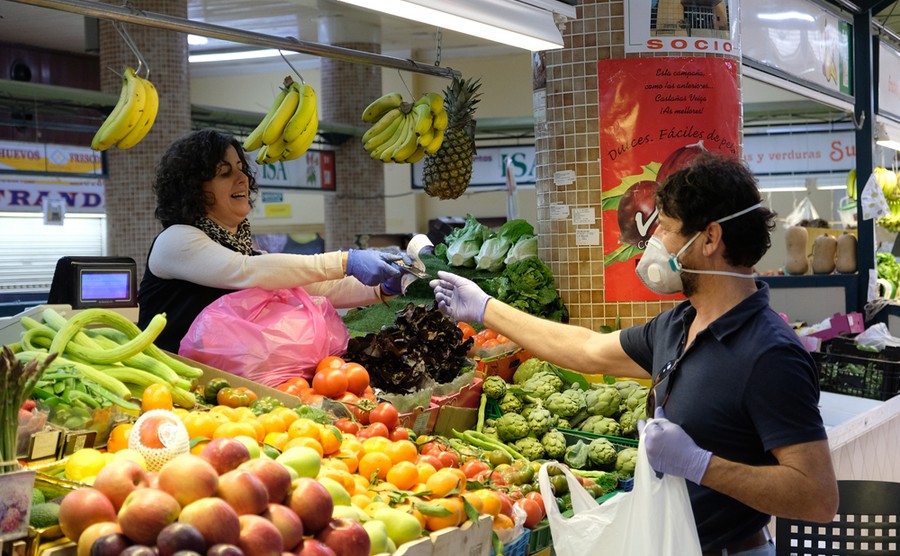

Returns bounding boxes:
[179,287,350,387]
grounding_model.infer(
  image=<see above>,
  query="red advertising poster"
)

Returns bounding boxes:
[599,57,740,302]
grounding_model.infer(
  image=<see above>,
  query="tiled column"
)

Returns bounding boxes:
[534,0,737,331]
[319,18,384,250]
[99,0,190,278]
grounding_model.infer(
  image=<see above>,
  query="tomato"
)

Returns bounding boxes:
[141,383,174,411]
[461,458,489,479]
[516,498,544,528]
[496,334,511,344]
[457,322,476,341]
[234,386,258,403]
[339,362,370,396]
[525,491,544,509]
[365,421,390,438]
[334,418,359,435]
[217,387,251,408]
[361,386,376,402]
[312,367,348,399]
[389,427,410,442]
[473,469,506,486]
[368,402,400,430]
[316,356,346,374]
[276,382,302,396]
[339,393,372,425]
[482,339,500,348]
[437,450,460,469]
[416,453,443,470]
[476,329,498,341]
[421,441,447,457]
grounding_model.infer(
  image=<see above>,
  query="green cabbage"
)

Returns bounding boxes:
[438,214,492,267]
[475,219,534,272]
[505,235,538,265]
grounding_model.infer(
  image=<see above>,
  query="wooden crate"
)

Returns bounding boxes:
[384,515,492,556]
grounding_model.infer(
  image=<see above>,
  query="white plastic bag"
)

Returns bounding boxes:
[538,433,701,556]
[783,196,819,228]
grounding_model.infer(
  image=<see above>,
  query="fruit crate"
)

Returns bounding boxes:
[491,528,530,556]
[527,520,551,555]
[391,514,492,556]
[811,350,900,401]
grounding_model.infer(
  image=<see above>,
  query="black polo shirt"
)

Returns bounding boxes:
[620,281,826,552]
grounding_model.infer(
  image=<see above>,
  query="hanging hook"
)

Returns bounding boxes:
[852,109,865,131]
[280,42,306,84]
[434,29,443,67]
[113,20,150,79]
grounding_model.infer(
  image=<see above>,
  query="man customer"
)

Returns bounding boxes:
[430,152,838,555]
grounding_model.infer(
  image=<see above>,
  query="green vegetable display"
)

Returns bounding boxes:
[435,213,492,267]
[585,385,623,418]
[615,447,639,478]
[482,257,569,322]
[546,388,586,418]
[482,375,508,400]
[496,412,530,442]
[877,252,900,298]
[512,358,552,385]
[579,415,623,437]
[505,235,538,266]
[513,436,546,461]
[541,430,567,460]
[522,371,564,400]
[587,437,617,469]
[564,439,590,469]
[525,402,553,436]
[475,219,535,272]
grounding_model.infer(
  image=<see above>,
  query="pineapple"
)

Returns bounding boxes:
[423,76,482,199]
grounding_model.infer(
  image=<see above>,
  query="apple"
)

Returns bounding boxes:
[179,497,241,547]
[90,533,132,556]
[59,487,119,543]
[294,540,336,556]
[371,508,422,548]
[330,506,368,523]
[206,544,243,556]
[288,478,333,535]
[119,547,157,556]
[261,504,303,551]
[170,552,202,556]
[199,437,251,475]
[315,518,370,556]
[92,460,150,511]
[237,515,283,556]
[234,436,261,459]
[216,469,270,515]
[316,477,351,507]
[118,487,182,545]
[156,522,208,556]
[77,522,121,556]
[158,454,220,507]
[238,458,292,505]
[275,446,320,479]
[361,521,388,556]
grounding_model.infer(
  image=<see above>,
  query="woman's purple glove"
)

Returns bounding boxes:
[381,254,413,296]
[429,271,491,324]
[346,250,402,286]
[640,407,712,485]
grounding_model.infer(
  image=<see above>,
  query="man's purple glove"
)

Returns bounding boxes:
[381,254,413,296]
[346,250,402,286]
[429,271,491,325]
[640,407,711,485]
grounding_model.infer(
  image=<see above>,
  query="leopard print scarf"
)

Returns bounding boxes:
[195,217,254,255]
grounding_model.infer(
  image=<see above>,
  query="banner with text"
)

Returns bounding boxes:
[412,145,536,190]
[0,140,103,175]
[0,176,105,213]
[743,130,855,175]
[599,57,740,302]
[255,149,335,190]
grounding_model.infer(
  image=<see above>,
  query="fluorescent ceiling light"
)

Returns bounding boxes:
[757,11,815,22]
[187,34,208,46]
[333,0,565,51]
[190,49,286,63]
[876,120,900,152]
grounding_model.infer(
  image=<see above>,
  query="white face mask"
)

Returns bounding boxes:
[635,203,762,295]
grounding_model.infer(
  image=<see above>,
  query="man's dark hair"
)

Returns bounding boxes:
[655,151,776,267]
[154,129,257,228]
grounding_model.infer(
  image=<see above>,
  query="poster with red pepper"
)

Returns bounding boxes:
[599,57,740,302]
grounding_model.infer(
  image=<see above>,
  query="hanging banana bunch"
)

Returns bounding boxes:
[360,91,447,164]
[91,67,160,151]
[874,167,900,232]
[243,76,319,164]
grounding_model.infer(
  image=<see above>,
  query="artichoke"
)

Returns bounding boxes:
[498,392,524,414]
[541,430,567,460]
[579,415,623,437]
[615,447,638,478]
[587,438,617,469]
[482,376,508,400]
[618,410,638,438]
[546,389,586,418]
[585,385,622,417]
[527,403,553,437]
[556,418,571,430]
[523,371,563,400]
[513,436,546,461]
[612,379,643,401]
[625,387,649,411]
[496,413,530,442]
[512,357,550,384]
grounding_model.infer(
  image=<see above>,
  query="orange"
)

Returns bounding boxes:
[424,496,465,531]
[386,461,419,491]
[319,426,342,456]
[263,431,289,451]
[283,436,324,457]
[334,448,360,474]
[288,418,322,441]
[425,469,463,499]
[141,383,174,412]
[272,406,299,426]
[385,440,418,465]
[242,417,266,442]
[358,451,393,482]
[209,405,237,421]
[351,493,372,509]
[352,474,370,495]
[461,491,484,514]
[213,420,258,439]
[107,423,133,453]
[231,406,255,421]
[321,457,351,474]
[181,411,218,440]
[474,489,501,517]
[257,412,289,435]
[444,467,468,491]
[361,436,391,456]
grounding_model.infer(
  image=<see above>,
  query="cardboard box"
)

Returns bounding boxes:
[433,406,478,437]
[475,349,532,383]
[398,403,440,436]
[391,515,492,556]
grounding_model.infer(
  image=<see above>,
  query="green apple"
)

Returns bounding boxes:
[234,435,260,459]
[332,505,369,522]
[372,507,423,548]
[363,519,389,555]
[276,446,321,478]
[317,476,352,506]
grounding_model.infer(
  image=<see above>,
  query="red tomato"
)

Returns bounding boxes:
[312,367,348,399]
[457,322,476,341]
[460,458,489,479]
[525,491,545,511]
[339,362,370,397]
[416,454,443,470]
[473,469,506,486]
[365,421,390,438]
[516,498,544,528]
[420,442,447,457]
[498,492,515,518]
[334,418,359,435]
[389,427,410,442]
[437,450,460,469]
[276,382,302,396]
[476,329,498,341]
[369,402,400,430]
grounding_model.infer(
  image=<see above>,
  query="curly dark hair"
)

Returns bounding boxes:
[154,129,257,228]
[655,151,777,267]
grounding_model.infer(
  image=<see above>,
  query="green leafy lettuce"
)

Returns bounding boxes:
[435,214,492,267]
[483,257,569,322]
[475,219,534,272]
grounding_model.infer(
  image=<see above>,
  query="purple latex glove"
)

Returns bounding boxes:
[346,250,402,286]
[429,271,492,325]
[641,407,712,485]
[381,254,413,296]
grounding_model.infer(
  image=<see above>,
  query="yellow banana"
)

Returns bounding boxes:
[424,128,446,155]
[847,169,857,200]
[412,103,433,136]
[418,127,435,149]
[380,115,413,162]
[262,85,300,145]
[432,108,449,131]
[92,68,133,150]
[265,137,288,160]
[283,109,319,161]
[362,108,402,144]
[370,116,408,160]
[282,83,317,144]
[362,92,403,123]
[94,67,146,150]
[117,76,159,150]
[404,145,428,164]
[244,87,289,152]
[392,116,420,163]
[415,92,444,115]
[255,145,269,165]
[364,113,405,153]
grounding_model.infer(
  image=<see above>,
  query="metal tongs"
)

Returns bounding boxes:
[395,260,431,280]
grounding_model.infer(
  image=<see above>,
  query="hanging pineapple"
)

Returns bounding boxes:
[422,76,482,199]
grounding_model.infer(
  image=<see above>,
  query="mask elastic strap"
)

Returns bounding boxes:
[682,268,758,279]
[716,202,762,224]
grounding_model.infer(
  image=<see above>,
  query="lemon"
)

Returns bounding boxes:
[113,448,148,470]
[65,448,107,482]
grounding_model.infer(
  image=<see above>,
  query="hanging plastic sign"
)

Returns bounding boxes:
[742,130,856,175]
[412,145,536,190]
[255,149,335,190]
[0,176,105,214]
[624,0,739,57]
[0,140,102,175]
